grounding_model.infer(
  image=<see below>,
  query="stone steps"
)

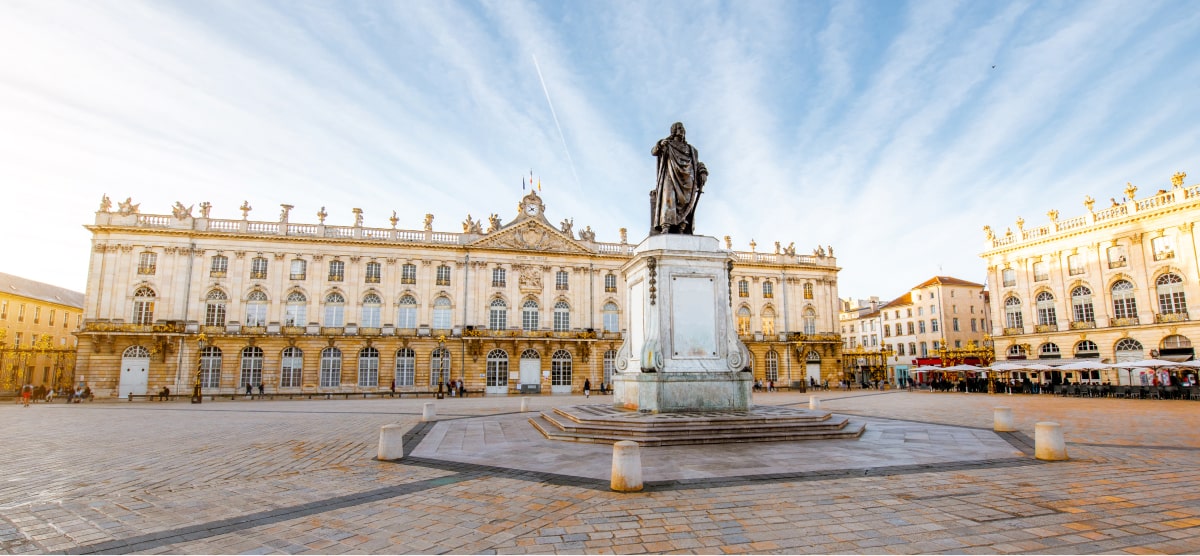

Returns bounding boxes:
[528,405,866,446]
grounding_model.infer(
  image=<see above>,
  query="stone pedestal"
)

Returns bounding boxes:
[612,234,752,413]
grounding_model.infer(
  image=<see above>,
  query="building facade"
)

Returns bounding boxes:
[840,277,991,387]
[0,272,84,392]
[981,174,1199,383]
[77,191,843,398]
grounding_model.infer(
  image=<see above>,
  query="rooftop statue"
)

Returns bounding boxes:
[650,122,707,235]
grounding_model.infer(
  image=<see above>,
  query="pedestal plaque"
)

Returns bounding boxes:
[613,234,752,412]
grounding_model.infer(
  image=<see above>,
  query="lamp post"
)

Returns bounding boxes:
[191,333,208,404]
[436,335,448,398]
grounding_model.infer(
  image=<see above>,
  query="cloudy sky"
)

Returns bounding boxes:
[2,0,1198,302]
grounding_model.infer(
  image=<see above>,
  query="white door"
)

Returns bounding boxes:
[119,346,151,397]
[485,350,509,395]
[519,350,541,391]
[805,352,822,386]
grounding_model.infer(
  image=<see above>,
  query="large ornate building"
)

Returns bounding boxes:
[981,173,1199,382]
[77,191,842,398]
[0,272,84,392]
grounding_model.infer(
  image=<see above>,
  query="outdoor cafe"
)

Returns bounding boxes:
[910,359,1200,399]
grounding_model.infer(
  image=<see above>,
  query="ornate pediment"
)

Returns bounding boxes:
[469,218,593,254]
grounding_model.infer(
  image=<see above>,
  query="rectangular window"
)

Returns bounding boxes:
[952,318,959,332]
[492,268,506,287]
[137,252,157,275]
[48,309,55,326]
[604,274,617,293]
[250,257,268,280]
[1067,254,1084,276]
[918,321,926,334]
[931,319,939,332]
[14,333,21,347]
[555,270,569,291]
[436,265,451,286]
[1,300,6,319]
[738,280,749,298]
[1002,268,1016,287]
[365,262,381,284]
[907,322,914,335]
[210,255,228,277]
[328,260,344,282]
[33,306,40,324]
[1033,261,1048,282]
[1152,236,1176,261]
[401,264,417,284]
[1107,245,1127,269]
[970,318,977,332]
[18,304,25,322]
[290,259,306,280]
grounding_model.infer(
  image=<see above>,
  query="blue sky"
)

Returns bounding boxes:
[2,0,1198,302]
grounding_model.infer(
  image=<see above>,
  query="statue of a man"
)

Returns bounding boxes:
[651,122,707,235]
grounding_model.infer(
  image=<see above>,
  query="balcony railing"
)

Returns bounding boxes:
[604,286,617,293]
[137,266,156,275]
[1108,259,1127,269]
[282,326,305,335]
[1069,320,1096,330]
[210,271,227,278]
[1156,312,1189,323]
[241,326,266,335]
[1109,317,1139,327]
[1034,323,1058,333]
[250,271,267,280]
[365,276,380,284]
[1003,327,1024,336]
[289,273,306,280]
[328,274,344,282]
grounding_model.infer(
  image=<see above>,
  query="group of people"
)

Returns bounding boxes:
[436,379,468,398]
[18,384,92,406]
[753,380,777,392]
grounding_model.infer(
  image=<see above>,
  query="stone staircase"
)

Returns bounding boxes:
[529,404,865,446]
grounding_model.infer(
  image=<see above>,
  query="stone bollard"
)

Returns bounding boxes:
[610,440,643,492]
[1035,421,1068,461]
[809,396,820,410]
[377,424,405,460]
[422,402,436,422]
[993,407,1015,432]
[520,396,530,413]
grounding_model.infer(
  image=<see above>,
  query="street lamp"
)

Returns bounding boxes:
[191,333,208,404]
[436,335,448,398]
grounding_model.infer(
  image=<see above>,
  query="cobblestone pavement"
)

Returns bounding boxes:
[2,390,1199,554]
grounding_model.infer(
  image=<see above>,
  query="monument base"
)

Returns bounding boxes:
[613,371,752,413]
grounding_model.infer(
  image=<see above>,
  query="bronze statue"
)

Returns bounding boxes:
[651,122,707,235]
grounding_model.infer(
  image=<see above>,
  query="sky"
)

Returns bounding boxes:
[2,0,1198,303]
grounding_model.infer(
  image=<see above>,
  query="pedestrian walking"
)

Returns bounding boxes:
[22,385,32,407]
[583,378,591,398]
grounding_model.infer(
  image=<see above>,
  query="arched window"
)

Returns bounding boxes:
[324,292,345,327]
[1156,273,1187,315]
[551,350,572,386]
[1039,343,1060,359]
[603,349,617,384]
[358,347,379,387]
[1004,296,1023,329]
[359,293,382,328]
[1006,344,1027,359]
[1074,340,1099,358]
[761,307,776,336]
[486,349,508,387]
[396,295,417,329]
[553,301,570,332]
[1162,334,1192,349]
[489,298,507,331]
[205,289,228,327]
[765,350,779,382]
[1111,280,1137,320]
[1071,286,1094,323]
[240,346,263,388]
[245,291,268,327]
[319,347,342,387]
[1114,337,1144,362]
[280,347,303,388]
[432,297,452,329]
[803,308,817,335]
[284,291,307,327]
[737,307,751,335]
[430,347,451,386]
[1035,292,1056,326]
[602,302,619,333]
[199,346,222,388]
[132,286,156,325]
[522,299,540,331]
[394,348,415,386]
[803,283,814,299]
[123,345,150,358]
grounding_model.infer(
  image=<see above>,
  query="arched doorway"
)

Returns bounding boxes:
[805,351,821,386]
[519,349,541,393]
[486,349,509,395]
[119,345,150,397]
